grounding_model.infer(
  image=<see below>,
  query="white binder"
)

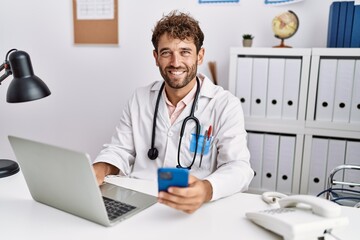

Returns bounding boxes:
[308,138,328,196]
[350,60,360,123]
[261,134,279,191]
[326,139,346,185]
[315,59,337,122]
[282,58,302,120]
[332,59,355,123]
[250,58,269,117]
[276,135,295,194]
[344,141,360,190]
[247,132,264,189]
[266,58,285,119]
[235,57,253,117]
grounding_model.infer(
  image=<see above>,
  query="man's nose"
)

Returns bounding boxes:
[169,53,181,67]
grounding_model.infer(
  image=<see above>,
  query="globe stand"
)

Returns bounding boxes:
[273,38,292,48]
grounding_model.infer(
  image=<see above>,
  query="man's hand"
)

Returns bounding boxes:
[157,175,213,213]
[92,162,118,185]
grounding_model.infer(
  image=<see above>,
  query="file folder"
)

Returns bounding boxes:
[344,141,360,190]
[247,132,264,189]
[336,1,348,47]
[282,58,301,120]
[276,135,295,194]
[266,58,285,119]
[315,59,337,122]
[250,58,269,118]
[327,1,340,47]
[326,139,346,186]
[344,1,355,48]
[332,59,355,123]
[351,4,360,47]
[308,138,328,196]
[235,57,253,117]
[350,60,360,123]
[261,134,279,191]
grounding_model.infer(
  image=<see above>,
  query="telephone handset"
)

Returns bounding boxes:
[279,195,341,218]
[246,195,349,240]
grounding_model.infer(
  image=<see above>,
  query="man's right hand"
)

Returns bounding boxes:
[92,162,118,185]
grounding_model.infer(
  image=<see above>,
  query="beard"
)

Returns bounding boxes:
[159,62,198,89]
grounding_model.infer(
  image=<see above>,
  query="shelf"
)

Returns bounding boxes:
[229,47,360,196]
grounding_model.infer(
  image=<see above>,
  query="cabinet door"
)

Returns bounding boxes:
[282,58,302,120]
[308,138,328,196]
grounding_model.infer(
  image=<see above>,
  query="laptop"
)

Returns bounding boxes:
[8,135,158,227]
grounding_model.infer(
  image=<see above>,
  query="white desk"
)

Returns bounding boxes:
[1,172,359,240]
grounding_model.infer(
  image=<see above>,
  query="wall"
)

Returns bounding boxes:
[0,0,333,160]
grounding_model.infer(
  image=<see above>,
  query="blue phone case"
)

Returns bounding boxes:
[158,168,189,192]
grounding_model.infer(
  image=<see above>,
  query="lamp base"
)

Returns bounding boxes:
[0,159,20,178]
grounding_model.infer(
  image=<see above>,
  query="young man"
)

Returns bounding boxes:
[93,10,253,213]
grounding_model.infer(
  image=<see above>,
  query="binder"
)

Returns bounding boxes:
[250,58,269,117]
[344,1,355,47]
[332,59,355,123]
[276,135,295,194]
[326,139,346,186]
[308,138,328,196]
[266,58,285,119]
[344,141,360,190]
[261,134,279,191]
[247,132,264,189]
[350,60,360,123]
[351,4,360,47]
[282,58,301,120]
[315,59,338,122]
[235,57,253,117]
[336,1,348,47]
[327,1,340,47]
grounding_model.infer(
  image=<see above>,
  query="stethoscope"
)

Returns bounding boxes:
[147,77,201,169]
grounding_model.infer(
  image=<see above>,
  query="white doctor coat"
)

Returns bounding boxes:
[94,73,254,201]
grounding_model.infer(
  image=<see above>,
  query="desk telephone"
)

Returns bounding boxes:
[246,195,349,240]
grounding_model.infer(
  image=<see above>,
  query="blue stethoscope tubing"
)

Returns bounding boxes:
[148,77,201,169]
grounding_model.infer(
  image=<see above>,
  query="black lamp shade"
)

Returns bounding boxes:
[6,50,51,103]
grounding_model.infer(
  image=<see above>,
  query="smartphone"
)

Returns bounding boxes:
[157,167,189,192]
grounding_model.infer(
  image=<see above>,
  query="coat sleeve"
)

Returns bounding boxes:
[93,93,136,176]
[204,92,254,201]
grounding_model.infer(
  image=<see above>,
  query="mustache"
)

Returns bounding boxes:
[166,66,187,71]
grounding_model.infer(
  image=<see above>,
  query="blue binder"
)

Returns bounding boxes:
[327,1,340,48]
[344,1,355,48]
[336,1,348,47]
[351,4,360,47]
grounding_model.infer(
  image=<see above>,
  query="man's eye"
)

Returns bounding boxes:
[161,52,171,57]
[181,51,191,56]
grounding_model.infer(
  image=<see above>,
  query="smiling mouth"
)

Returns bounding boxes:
[167,68,186,76]
[170,71,185,75]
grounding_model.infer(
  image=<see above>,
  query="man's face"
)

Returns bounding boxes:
[153,33,204,89]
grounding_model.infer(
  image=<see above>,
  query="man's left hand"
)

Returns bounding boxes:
[157,175,213,213]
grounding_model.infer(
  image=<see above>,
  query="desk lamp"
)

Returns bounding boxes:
[0,49,51,178]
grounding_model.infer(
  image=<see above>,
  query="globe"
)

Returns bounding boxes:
[272,10,299,48]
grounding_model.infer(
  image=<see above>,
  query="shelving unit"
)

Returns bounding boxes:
[300,48,360,195]
[228,47,360,196]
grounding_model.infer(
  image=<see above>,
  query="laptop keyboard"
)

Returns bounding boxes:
[102,196,137,221]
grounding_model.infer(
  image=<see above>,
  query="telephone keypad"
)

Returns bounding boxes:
[262,208,296,215]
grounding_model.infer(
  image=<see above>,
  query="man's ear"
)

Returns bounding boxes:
[153,50,159,66]
[197,48,205,65]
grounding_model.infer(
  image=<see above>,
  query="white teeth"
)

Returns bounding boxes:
[171,71,183,75]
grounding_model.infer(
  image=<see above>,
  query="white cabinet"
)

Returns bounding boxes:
[301,48,360,195]
[228,47,360,195]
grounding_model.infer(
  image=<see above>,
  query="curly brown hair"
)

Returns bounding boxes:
[151,10,204,53]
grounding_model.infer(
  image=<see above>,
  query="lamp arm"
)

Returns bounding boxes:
[0,61,12,85]
[0,49,17,85]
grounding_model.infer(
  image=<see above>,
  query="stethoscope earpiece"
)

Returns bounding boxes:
[147,148,158,160]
